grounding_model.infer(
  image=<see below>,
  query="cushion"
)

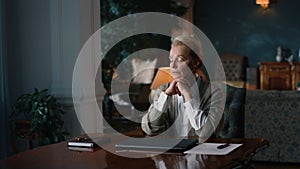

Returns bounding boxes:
[131,58,157,84]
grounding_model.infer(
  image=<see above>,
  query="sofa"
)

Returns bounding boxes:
[245,90,300,163]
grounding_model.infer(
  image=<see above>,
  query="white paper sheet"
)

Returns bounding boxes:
[184,143,243,155]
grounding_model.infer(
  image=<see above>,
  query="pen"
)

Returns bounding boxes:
[217,143,230,149]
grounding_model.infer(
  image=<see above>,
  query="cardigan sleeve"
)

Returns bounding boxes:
[141,85,172,135]
[190,82,225,142]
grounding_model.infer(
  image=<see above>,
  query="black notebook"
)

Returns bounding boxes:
[115,137,198,152]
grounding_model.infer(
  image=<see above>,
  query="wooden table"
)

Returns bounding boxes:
[0,134,269,169]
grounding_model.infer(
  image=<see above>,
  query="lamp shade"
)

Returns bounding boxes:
[150,67,173,90]
[256,0,269,8]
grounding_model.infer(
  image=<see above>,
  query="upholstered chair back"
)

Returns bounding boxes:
[220,54,247,82]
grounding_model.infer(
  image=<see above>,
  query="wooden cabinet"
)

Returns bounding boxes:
[259,62,292,90]
[259,62,300,90]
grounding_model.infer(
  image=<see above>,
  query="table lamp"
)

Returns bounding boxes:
[150,67,173,90]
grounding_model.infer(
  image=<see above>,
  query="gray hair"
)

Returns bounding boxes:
[171,34,204,70]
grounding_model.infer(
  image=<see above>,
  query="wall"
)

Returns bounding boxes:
[5,0,101,154]
[0,0,9,159]
[195,0,300,67]
[7,0,52,103]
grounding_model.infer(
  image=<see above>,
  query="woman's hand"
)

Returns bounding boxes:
[164,79,192,102]
[175,78,192,102]
[164,81,178,96]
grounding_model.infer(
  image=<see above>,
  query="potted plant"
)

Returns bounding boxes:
[10,88,69,147]
[297,82,300,91]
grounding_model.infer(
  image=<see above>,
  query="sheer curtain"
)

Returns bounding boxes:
[0,0,10,159]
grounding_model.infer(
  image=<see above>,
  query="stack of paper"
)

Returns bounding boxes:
[184,143,243,155]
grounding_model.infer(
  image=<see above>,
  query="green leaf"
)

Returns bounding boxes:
[10,88,69,146]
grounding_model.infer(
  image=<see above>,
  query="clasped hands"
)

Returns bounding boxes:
[164,78,193,102]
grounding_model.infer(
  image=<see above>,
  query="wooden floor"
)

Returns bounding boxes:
[253,161,300,169]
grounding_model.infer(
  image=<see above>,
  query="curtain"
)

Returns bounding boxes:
[0,0,10,159]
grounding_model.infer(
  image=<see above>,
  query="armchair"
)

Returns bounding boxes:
[101,58,157,135]
[220,54,247,88]
[129,58,158,112]
[218,84,246,138]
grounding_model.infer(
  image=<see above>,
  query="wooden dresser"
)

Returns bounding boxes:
[259,62,300,90]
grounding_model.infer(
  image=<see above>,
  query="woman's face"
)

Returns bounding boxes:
[169,45,195,80]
